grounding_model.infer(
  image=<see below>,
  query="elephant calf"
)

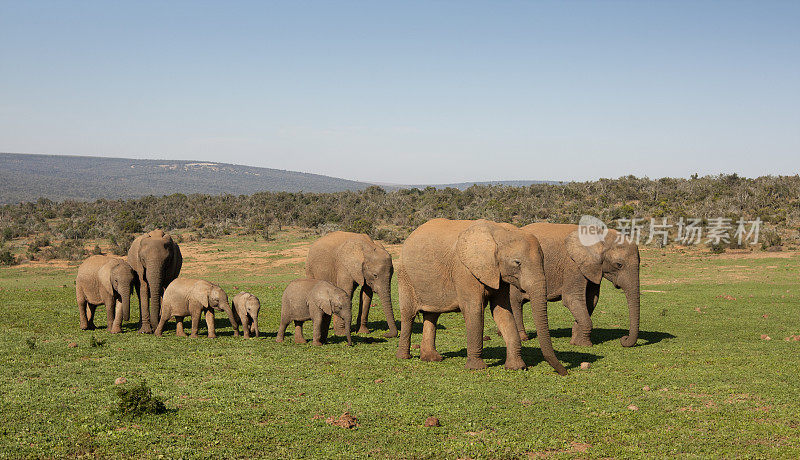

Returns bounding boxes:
[231,292,260,338]
[278,279,352,346]
[75,255,136,333]
[155,278,237,338]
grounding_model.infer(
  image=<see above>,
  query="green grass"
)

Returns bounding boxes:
[1,232,799,458]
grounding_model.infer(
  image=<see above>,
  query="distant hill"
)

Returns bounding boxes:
[0,152,562,203]
[0,153,375,203]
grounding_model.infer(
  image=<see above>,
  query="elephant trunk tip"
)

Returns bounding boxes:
[620,334,638,347]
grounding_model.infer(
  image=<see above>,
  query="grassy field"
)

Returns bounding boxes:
[1,230,799,458]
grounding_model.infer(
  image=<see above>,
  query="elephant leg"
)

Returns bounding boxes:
[137,275,152,334]
[419,312,442,362]
[463,303,487,370]
[86,304,97,329]
[103,294,115,332]
[586,282,601,317]
[395,283,414,360]
[491,303,526,370]
[319,314,331,344]
[190,310,201,338]
[77,292,90,330]
[564,294,593,347]
[293,321,307,344]
[205,310,217,338]
[509,288,529,342]
[110,297,123,333]
[276,316,289,342]
[355,285,373,334]
[311,310,324,346]
[175,316,186,336]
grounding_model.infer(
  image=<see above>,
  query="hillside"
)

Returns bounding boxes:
[0,153,374,203]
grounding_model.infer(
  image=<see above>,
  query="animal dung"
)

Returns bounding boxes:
[627,404,639,411]
[580,362,591,370]
[114,377,127,385]
[67,342,78,348]
[424,416,440,427]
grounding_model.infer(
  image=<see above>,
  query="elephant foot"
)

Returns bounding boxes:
[504,358,528,370]
[154,330,163,337]
[357,325,370,334]
[294,336,307,344]
[519,331,530,342]
[176,331,187,337]
[190,333,199,338]
[138,325,153,334]
[79,324,90,331]
[419,348,443,362]
[110,326,122,334]
[465,357,488,370]
[383,330,399,338]
[208,333,217,339]
[396,349,411,360]
[276,336,284,343]
[569,337,593,347]
[312,340,323,346]
[620,335,637,347]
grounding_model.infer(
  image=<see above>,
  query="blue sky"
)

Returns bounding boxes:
[1,1,798,183]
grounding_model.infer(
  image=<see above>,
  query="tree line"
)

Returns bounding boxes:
[1,174,798,264]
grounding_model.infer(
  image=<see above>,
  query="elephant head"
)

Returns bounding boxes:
[315,284,353,346]
[135,230,181,329]
[233,293,260,338]
[110,260,136,322]
[457,222,566,375]
[193,283,238,336]
[566,228,640,347]
[338,239,394,319]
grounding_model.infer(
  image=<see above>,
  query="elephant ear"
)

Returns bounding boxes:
[456,223,500,290]
[338,240,365,285]
[98,261,114,294]
[319,297,335,316]
[190,285,210,310]
[565,230,604,284]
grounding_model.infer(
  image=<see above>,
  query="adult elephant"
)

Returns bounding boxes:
[127,229,182,333]
[396,218,567,374]
[509,223,640,347]
[305,231,397,338]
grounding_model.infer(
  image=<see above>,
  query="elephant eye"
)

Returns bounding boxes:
[615,262,624,269]
[513,259,521,266]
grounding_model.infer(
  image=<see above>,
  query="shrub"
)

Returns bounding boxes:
[109,233,134,256]
[709,241,726,254]
[760,230,782,250]
[25,337,36,350]
[91,244,103,255]
[115,381,167,417]
[0,248,18,266]
[89,335,106,347]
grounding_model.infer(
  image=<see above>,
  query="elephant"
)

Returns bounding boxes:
[395,218,567,374]
[75,255,136,333]
[231,292,260,338]
[277,279,352,346]
[305,231,397,338]
[127,229,182,333]
[508,223,640,347]
[154,278,237,338]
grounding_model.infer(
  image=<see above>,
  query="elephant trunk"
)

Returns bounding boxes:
[220,301,238,337]
[620,280,640,347]
[251,318,259,338]
[146,264,165,330]
[525,275,568,376]
[120,283,132,322]
[338,308,353,346]
[377,285,398,336]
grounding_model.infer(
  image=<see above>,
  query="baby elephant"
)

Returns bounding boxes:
[231,292,260,338]
[76,255,136,333]
[278,279,352,346]
[155,278,237,338]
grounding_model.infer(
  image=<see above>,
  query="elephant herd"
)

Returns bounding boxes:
[75,219,641,374]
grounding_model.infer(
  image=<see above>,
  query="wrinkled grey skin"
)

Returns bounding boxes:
[277,279,352,346]
[509,224,641,347]
[155,278,237,338]
[127,229,182,334]
[75,255,136,333]
[231,292,260,338]
[306,231,397,337]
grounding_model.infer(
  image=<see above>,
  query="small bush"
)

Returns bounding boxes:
[709,241,726,254]
[760,230,782,250]
[25,337,36,350]
[89,335,106,348]
[115,381,167,417]
[0,248,18,266]
[109,233,135,256]
[91,244,103,255]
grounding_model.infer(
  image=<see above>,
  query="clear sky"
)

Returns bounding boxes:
[1,1,798,184]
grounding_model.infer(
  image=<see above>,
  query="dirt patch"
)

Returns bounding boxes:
[326,412,359,429]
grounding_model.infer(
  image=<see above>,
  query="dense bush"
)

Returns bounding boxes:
[1,174,798,260]
[115,381,167,417]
